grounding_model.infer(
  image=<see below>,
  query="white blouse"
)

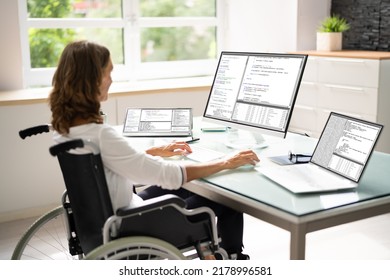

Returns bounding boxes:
[53,123,186,212]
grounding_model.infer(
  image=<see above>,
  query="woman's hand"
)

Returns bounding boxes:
[146,141,192,157]
[184,149,260,182]
[223,149,260,169]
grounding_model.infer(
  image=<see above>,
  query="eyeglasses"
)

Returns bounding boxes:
[288,151,312,164]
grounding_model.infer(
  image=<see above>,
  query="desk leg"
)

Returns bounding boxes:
[290,225,306,260]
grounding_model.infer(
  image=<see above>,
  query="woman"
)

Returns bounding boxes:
[49,40,260,260]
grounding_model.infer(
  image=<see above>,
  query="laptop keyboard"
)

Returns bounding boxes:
[260,163,357,193]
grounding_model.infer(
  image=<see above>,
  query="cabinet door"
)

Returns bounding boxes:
[289,105,318,136]
[301,56,318,82]
[295,81,318,107]
[318,84,378,116]
[317,109,376,135]
[318,57,379,88]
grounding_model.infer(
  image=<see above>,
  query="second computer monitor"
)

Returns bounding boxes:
[203,51,307,146]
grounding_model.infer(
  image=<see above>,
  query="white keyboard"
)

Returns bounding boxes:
[260,163,357,193]
[185,146,225,162]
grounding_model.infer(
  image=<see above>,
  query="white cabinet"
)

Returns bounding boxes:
[289,51,390,153]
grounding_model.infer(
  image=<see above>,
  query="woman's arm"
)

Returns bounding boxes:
[184,149,260,182]
[146,141,192,157]
[146,141,260,182]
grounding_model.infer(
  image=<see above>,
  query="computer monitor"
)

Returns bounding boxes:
[203,51,307,149]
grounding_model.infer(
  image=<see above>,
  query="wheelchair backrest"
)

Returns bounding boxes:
[50,139,114,255]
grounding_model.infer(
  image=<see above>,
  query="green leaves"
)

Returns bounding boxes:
[318,15,350,33]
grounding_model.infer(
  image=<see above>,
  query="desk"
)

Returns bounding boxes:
[124,121,390,259]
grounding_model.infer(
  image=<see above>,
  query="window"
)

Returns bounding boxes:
[18,0,224,87]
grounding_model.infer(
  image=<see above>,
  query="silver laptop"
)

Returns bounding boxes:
[123,108,193,137]
[260,112,383,193]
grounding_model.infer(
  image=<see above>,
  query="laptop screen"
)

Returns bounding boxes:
[122,108,193,137]
[310,112,383,182]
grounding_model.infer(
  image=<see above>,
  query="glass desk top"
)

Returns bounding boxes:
[201,151,390,216]
[188,123,390,217]
[122,120,390,217]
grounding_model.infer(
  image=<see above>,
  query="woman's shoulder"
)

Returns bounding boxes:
[98,123,122,138]
[69,123,118,134]
[58,123,120,142]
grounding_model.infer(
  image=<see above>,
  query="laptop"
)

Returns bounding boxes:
[123,108,193,137]
[260,112,383,193]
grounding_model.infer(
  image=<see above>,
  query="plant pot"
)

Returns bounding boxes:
[316,32,342,51]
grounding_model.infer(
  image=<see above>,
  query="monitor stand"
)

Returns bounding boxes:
[224,131,268,150]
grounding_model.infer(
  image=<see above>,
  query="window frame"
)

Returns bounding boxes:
[17,0,225,88]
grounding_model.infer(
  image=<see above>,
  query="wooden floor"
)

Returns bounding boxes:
[1,213,389,260]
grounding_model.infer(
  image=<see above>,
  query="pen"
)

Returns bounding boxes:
[186,138,200,144]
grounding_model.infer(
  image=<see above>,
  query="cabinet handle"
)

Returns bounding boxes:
[324,58,366,64]
[323,109,362,119]
[324,84,365,93]
[301,81,317,87]
[296,105,316,112]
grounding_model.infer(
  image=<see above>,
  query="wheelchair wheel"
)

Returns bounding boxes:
[84,236,187,260]
[11,206,78,260]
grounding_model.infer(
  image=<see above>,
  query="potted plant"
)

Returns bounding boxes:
[316,14,350,51]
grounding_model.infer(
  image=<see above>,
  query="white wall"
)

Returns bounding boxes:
[224,0,331,52]
[0,0,331,91]
[297,0,332,50]
[0,89,209,222]
[224,0,298,52]
[0,1,24,90]
[0,0,331,221]
[0,102,63,221]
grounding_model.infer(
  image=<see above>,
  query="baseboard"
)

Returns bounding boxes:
[0,203,59,223]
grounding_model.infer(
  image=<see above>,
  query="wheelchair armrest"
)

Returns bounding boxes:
[116,194,187,217]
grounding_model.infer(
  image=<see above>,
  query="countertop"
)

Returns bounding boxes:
[291,50,390,60]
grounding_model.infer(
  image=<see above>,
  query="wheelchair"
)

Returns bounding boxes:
[12,125,227,260]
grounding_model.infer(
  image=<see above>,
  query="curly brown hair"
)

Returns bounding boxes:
[49,40,111,134]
